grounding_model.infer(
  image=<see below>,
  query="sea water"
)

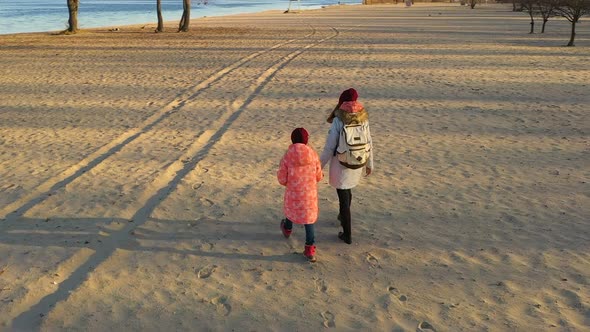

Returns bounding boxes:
[0,0,360,35]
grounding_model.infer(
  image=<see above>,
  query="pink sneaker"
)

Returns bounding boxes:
[304,245,317,262]
[280,219,292,238]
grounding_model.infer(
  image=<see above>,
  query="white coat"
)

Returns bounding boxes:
[320,104,373,190]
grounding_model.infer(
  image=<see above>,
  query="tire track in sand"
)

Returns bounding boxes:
[9,26,340,330]
[0,25,317,222]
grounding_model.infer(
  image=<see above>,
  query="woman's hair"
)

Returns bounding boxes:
[328,88,359,123]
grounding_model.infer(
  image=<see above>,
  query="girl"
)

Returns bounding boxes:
[277,127,323,262]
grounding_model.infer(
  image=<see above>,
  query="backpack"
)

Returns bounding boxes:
[336,122,371,169]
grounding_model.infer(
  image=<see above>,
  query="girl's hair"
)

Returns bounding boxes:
[291,127,309,144]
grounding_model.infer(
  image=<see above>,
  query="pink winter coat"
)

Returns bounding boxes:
[277,143,323,224]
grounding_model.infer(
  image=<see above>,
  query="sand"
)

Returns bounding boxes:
[0,3,589,331]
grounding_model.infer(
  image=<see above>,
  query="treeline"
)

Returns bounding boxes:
[510,0,589,45]
[65,0,196,34]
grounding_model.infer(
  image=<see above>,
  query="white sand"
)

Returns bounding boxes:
[0,3,589,331]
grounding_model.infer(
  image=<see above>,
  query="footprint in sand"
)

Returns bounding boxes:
[417,321,436,331]
[197,265,217,279]
[366,253,379,267]
[315,279,328,293]
[200,242,214,251]
[321,311,335,328]
[387,286,408,303]
[210,296,231,316]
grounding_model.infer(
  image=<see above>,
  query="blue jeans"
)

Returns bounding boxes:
[284,218,315,245]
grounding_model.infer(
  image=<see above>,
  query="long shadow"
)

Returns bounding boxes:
[0,33,311,221]
[4,217,303,330]
[7,113,238,328]
[1,24,328,220]
[0,217,299,258]
[8,28,338,329]
[0,42,316,54]
[7,103,295,325]
[2,108,175,223]
[0,217,124,249]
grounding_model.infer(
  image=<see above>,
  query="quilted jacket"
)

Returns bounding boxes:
[277,143,323,224]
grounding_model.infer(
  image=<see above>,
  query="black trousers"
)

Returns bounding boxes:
[337,189,352,239]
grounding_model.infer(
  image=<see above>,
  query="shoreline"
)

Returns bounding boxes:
[0,8,318,37]
[1,2,495,37]
[0,2,362,37]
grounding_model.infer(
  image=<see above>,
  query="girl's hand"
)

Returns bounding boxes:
[365,167,372,176]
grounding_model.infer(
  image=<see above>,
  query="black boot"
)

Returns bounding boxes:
[336,189,353,244]
[338,214,352,244]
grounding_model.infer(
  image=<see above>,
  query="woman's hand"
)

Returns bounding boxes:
[365,167,372,176]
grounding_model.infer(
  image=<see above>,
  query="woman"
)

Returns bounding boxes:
[320,88,374,244]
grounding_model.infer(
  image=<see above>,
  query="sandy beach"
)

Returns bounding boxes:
[0,3,589,331]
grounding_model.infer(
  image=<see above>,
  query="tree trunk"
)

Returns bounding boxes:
[567,20,576,46]
[178,15,185,31]
[178,0,191,32]
[541,19,548,33]
[67,0,79,33]
[529,12,535,33]
[156,0,164,32]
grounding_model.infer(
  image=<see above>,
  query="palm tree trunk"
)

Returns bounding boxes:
[178,0,191,32]
[67,0,79,33]
[156,0,164,32]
